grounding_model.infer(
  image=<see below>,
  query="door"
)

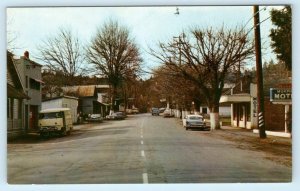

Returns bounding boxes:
[29,105,38,131]
[25,105,29,130]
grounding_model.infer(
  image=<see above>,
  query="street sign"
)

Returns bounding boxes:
[270,88,292,102]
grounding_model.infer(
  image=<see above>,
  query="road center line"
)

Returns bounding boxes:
[142,173,148,184]
[141,119,144,128]
[141,135,143,138]
[141,140,143,145]
[141,150,145,157]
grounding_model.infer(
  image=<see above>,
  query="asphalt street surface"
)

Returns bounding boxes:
[7,113,291,184]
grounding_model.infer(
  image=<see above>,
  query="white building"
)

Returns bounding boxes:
[42,96,78,123]
[14,51,43,132]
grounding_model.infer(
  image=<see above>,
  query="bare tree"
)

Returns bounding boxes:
[152,66,194,107]
[86,20,142,112]
[37,27,86,78]
[150,27,254,130]
[7,18,21,53]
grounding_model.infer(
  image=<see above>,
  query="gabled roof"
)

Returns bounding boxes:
[7,51,24,89]
[7,51,29,99]
[78,86,96,97]
[17,55,43,67]
[62,85,96,98]
[43,95,78,102]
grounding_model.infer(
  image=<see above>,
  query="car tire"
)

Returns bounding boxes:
[60,127,67,136]
[186,126,189,130]
[40,132,50,138]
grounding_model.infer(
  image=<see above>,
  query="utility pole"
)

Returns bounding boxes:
[253,5,267,138]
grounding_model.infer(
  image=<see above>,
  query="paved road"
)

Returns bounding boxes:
[7,113,291,183]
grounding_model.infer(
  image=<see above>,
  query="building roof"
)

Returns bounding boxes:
[7,51,29,99]
[78,85,96,97]
[62,85,97,97]
[7,84,29,99]
[220,94,251,103]
[40,108,71,113]
[95,85,110,88]
[18,55,43,67]
[43,95,78,102]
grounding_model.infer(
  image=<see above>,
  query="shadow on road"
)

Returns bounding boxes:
[8,125,133,144]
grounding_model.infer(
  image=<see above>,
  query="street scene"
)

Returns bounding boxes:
[8,113,291,183]
[6,4,292,190]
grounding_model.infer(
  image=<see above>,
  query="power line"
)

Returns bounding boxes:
[241,6,268,33]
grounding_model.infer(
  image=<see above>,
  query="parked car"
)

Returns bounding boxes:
[163,109,174,118]
[151,108,160,116]
[87,114,103,123]
[132,108,139,114]
[159,108,166,113]
[38,108,73,137]
[183,114,206,130]
[106,112,126,120]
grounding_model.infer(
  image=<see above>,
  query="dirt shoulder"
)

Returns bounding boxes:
[202,127,292,167]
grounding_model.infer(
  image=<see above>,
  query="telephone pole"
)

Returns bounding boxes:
[253,5,267,138]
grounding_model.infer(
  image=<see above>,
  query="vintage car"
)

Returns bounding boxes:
[87,114,103,123]
[183,114,206,130]
[106,112,126,120]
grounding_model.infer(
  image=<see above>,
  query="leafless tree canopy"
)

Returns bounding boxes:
[150,27,254,129]
[7,18,21,53]
[151,27,254,110]
[152,66,200,109]
[86,20,142,85]
[86,20,142,111]
[37,27,86,77]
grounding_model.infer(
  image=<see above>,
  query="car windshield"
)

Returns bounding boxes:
[189,116,202,120]
[39,112,63,119]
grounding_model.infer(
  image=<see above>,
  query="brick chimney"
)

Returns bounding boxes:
[24,51,29,59]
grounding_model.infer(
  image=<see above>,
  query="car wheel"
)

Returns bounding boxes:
[40,132,50,138]
[186,126,189,130]
[67,129,71,135]
[60,127,67,136]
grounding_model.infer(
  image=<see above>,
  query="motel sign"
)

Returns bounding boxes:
[270,88,292,102]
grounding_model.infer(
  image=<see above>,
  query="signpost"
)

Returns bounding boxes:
[270,88,292,133]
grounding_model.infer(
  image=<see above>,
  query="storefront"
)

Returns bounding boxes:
[220,85,257,130]
[220,82,292,137]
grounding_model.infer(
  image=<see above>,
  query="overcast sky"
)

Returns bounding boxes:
[7,5,282,74]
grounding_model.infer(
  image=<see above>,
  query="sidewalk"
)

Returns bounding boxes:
[219,125,291,146]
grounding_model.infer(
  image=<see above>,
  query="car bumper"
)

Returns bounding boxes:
[186,124,206,128]
[39,126,60,132]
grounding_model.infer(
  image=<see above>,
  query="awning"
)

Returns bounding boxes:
[33,78,45,84]
[220,94,251,103]
[95,101,111,106]
[7,84,30,99]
